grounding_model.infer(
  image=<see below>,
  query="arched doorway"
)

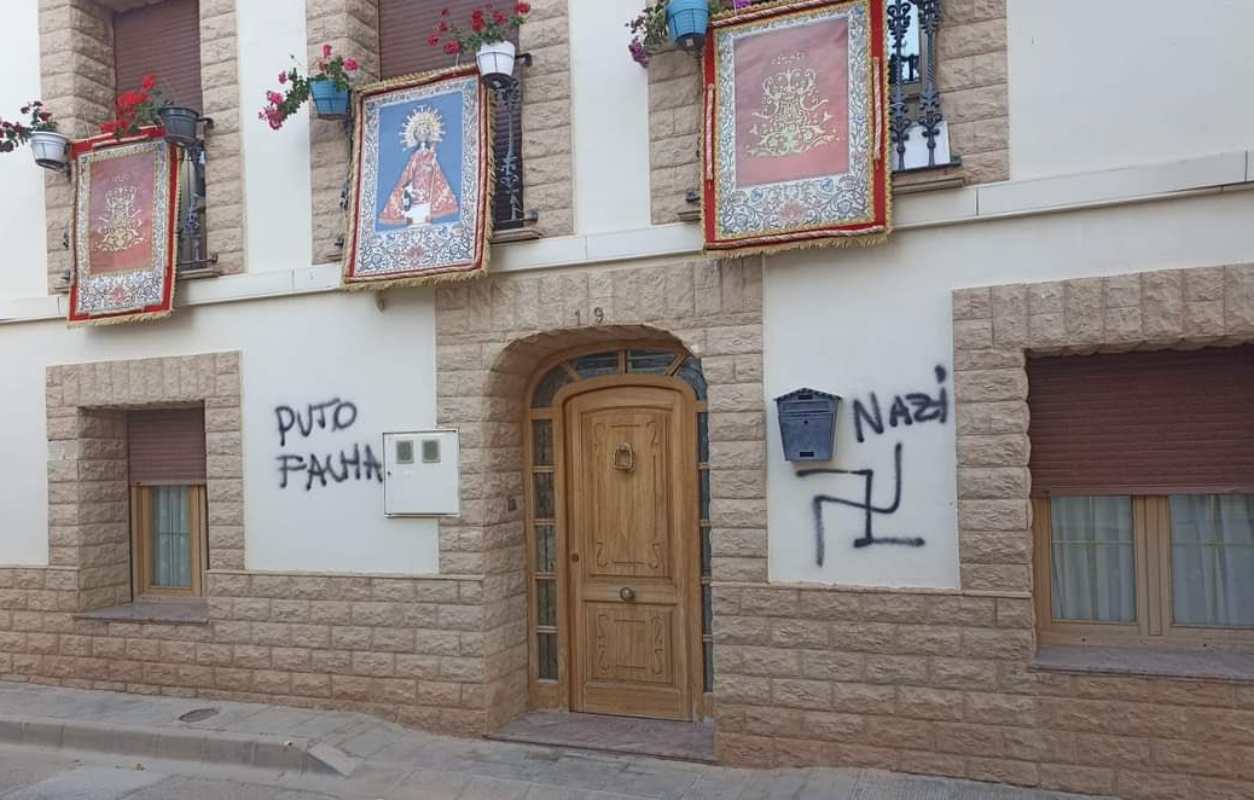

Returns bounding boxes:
[524,343,711,721]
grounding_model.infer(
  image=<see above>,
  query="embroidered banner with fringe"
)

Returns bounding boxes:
[344,65,493,289]
[702,0,891,257]
[68,129,179,326]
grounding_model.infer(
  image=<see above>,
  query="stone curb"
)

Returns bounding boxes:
[0,715,359,777]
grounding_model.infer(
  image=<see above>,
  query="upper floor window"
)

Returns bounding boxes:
[1029,346,1254,646]
[378,0,530,232]
[112,0,211,272]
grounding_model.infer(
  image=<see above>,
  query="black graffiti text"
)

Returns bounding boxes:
[277,443,384,491]
[852,365,948,444]
[275,398,359,447]
[798,442,925,565]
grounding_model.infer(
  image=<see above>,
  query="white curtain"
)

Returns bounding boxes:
[151,486,192,588]
[1171,494,1254,628]
[1050,496,1136,622]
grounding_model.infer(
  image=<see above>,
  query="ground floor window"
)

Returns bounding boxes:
[1028,345,1254,646]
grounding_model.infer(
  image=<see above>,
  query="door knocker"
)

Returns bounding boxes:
[612,442,635,472]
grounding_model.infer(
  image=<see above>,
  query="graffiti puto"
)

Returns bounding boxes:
[796,365,949,564]
[274,398,383,491]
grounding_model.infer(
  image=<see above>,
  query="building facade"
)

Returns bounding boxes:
[1,1,1254,797]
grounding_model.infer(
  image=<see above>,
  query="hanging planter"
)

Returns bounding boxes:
[158,106,201,147]
[259,45,360,130]
[29,130,70,170]
[427,3,531,86]
[476,40,517,87]
[667,0,710,51]
[310,78,350,119]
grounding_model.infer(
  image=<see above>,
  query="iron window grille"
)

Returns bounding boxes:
[175,140,214,272]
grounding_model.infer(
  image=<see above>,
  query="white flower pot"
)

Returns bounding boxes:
[30,130,69,171]
[476,40,517,85]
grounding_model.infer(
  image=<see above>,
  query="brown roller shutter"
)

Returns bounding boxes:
[127,407,207,484]
[379,0,523,225]
[114,0,203,112]
[1028,345,1254,496]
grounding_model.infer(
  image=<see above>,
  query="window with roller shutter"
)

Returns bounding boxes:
[113,0,210,272]
[1028,345,1254,646]
[378,0,528,230]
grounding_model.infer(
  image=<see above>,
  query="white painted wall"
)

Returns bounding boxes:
[236,0,314,271]
[569,0,652,235]
[1009,0,1254,180]
[0,290,440,574]
[0,0,48,298]
[764,189,1254,589]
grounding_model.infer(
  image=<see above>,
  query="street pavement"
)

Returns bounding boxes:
[0,683,1104,799]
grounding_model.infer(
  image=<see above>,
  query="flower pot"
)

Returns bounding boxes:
[29,130,69,171]
[310,78,350,119]
[158,106,201,147]
[667,0,709,51]
[476,40,517,88]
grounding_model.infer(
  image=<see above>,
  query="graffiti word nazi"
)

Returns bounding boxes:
[798,443,925,565]
[852,365,948,444]
[274,397,382,491]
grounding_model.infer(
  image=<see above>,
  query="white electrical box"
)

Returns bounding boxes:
[383,430,460,517]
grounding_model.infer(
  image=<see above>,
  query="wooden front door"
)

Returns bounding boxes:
[564,383,699,720]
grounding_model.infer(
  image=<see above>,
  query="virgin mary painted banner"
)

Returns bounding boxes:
[68,129,179,326]
[344,65,492,288]
[702,0,891,256]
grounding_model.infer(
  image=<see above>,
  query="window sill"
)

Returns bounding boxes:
[1033,644,1254,684]
[75,598,209,626]
[893,161,967,195]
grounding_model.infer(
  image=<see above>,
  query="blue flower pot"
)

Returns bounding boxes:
[310,79,350,119]
[667,0,710,51]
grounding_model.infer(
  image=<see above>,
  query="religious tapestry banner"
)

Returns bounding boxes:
[68,129,179,326]
[702,0,891,256]
[344,66,493,288]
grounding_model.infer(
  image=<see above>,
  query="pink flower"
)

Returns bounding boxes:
[266,90,284,104]
[278,70,288,84]
[343,57,359,71]
[322,43,333,58]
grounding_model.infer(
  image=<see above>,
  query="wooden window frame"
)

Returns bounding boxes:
[523,343,712,717]
[130,482,208,599]
[1034,494,1254,649]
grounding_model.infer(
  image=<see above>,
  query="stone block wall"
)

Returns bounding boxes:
[648,49,702,224]
[38,0,247,285]
[713,583,1254,798]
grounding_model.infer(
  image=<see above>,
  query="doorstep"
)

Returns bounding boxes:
[488,710,716,763]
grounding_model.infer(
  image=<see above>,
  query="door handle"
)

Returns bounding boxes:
[619,586,636,602]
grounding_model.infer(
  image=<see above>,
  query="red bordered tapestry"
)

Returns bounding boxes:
[68,128,179,326]
[702,0,891,256]
[343,65,493,289]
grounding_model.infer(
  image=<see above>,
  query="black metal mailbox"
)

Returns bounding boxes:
[775,388,840,462]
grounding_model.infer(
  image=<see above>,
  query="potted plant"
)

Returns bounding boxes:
[427,3,531,87]
[0,100,68,170]
[627,0,748,65]
[259,44,360,127]
[100,74,166,139]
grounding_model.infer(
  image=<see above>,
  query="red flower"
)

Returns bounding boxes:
[471,16,486,32]
[440,7,450,15]
[344,57,359,70]
[322,43,333,58]
[141,73,156,90]
[492,9,506,24]
[438,20,450,32]
[515,1,529,13]
[427,33,440,46]
[38,111,51,121]
[443,41,461,54]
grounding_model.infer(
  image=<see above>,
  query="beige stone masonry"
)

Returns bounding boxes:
[951,263,1254,594]
[38,0,247,287]
[307,0,574,262]
[433,256,766,728]
[46,351,244,609]
[646,0,1011,216]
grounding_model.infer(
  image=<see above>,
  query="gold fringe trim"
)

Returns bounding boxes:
[68,305,175,328]
[703,227,890,259]
[340,64,496,292]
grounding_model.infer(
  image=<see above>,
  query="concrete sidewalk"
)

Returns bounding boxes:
[0,682,1104,799]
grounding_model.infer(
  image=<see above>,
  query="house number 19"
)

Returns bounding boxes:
[574,307,605,326]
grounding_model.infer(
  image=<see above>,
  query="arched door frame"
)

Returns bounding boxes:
[522,341,712,718]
